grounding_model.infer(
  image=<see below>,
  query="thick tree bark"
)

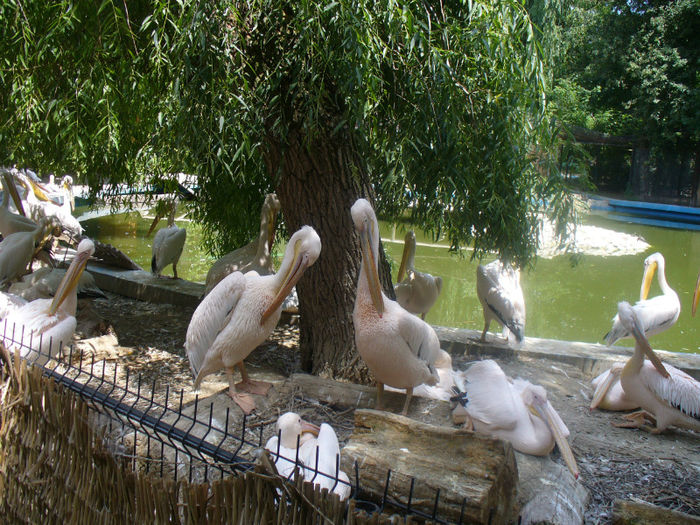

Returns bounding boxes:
[265,128,393,382]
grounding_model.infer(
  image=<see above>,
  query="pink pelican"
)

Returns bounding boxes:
[351,198,440,415]
[394,230,443,320]
[452,359,579,478]
[612,301,700,433]
[265,412,351,500]
[604,252,679,346]
[589,362,641,411]
[204,193,281,295]
[476,259,525,344]
[1,238,94,365]
[186,225,321,414]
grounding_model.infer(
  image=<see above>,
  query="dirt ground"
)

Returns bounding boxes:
[75,292,699,524]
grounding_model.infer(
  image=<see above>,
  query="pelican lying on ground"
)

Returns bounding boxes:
[186,225,321,414]
[204,193,281,296]
[452,359,579,478]
[0,238,94,365]
[589,362,641,411]
[0,292,27,319]
[351,198,440,415]
[612,301,700,433]
[476,259,525,344]
[8,266,105,301]
[0,218,54,286]
[604,252,679,346]
[265,412,351,500]
[0,170,37,237]
[394,230,443,320]
[150,205,187,279]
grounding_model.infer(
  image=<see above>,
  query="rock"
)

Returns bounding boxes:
[340,409,518,524]
[612,499,700,524]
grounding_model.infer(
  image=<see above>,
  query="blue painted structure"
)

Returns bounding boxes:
[590,196,700,231]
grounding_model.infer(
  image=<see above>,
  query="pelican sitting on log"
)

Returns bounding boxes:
[265,412,351,500]
[204,193,281,296]
[351,198,440,415]
[0,170,37,237]
[476,259,525,344]
[186,225,321,414]
[0,238,94,365]
[452,359,579,478]
[394,230,443,320]
[604,252,679,346]
[611,301,699,433]
[149,204,187,279]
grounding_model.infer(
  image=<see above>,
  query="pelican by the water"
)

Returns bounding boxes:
[150,205,186,279]
[351,198,440,415]
[604,252,680,346]
[186,225,321,414]
[0,218,54,286]
[0,170,37,237]
[476,259,525,344]
[452,359,579,478]
[204,193,281,296]
[265,412,351,500]
[394,230,443,320]
[0,238,94,365]
[612,301,700,433]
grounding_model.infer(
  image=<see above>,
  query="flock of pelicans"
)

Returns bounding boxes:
[0,170,697,498]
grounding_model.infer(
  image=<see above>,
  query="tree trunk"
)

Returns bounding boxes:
[265,128,393,382]
[629,145,650,198]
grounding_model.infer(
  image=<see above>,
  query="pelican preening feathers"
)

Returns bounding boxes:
[185,225,321,414]
[351,198,440,415]
[476,259,525,344]
[394,230,443,320]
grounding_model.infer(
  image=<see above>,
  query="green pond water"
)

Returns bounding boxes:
[81,209,700,355]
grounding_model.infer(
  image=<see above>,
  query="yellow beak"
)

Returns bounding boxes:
[260,240,308,325]
[692,270,700,317]
[360,227,384,317]
[640,260,658,301]
[49,248,91,315]
[2,172,27,217]
[534,401,579,479]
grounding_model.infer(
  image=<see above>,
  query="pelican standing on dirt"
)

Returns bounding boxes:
[0,170,37,237]
[204,193,281,295]
[0,238,95,365]
[150,205,187,279]
[611,301,700,433]
[476,259,525,344]
[351,198,440,415]
[452,359,579,478]
[604,252,679,346]
[394,230,443,320]
[186,225,321,414]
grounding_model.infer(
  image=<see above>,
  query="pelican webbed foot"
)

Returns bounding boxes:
[229,390,256,414]
[236,378,272,396]
[613,410,658,432]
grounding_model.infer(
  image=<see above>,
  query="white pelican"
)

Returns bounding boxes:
[186,225,321,414]
[452,359,579,478]
[150,211,187,279]
[589,362,641,411]
[476,259,525,344]
[0,170,37,237]
[394,230,443,320]
[0,238,94,365]
[8,266,105,301]
[351,198,440,415]
[604,252,679,346]
[0,292,27,319]
[204,193,281,296]
[0,218,54,286]
[265,412,351,500]
[612,301,700,433]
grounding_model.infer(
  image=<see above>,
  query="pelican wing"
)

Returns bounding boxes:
[396,307,441,365]
[185,272,246,378]
[462,359,519,429]
[153,225,186,271]
[605,293,680,345]
[639,362,700,420]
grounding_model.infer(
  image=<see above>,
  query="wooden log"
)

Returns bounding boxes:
[340,409,518,524]
[612,499,700,524]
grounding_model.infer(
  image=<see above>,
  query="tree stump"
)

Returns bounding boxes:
[340,409,518,524]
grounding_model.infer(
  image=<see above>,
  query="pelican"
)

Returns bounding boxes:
[204,193,281,296]
[150,206,187,279]
[476,259,525,344]
[452,359,579,478]
[612,301,699,433]
[0,238,94,365]
[8,266,105,301]
[394,230,443,320]
[0,292,27,319]
[604,252,679,346]
[0,170,37,237]
[186,225,321,414]
[351,198,440,415]
[265,412,351,500]
[0,218,54,286]
[589,362,641,411]
[386,349,456,401]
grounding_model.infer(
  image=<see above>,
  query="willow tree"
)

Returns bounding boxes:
[1,1,575,380]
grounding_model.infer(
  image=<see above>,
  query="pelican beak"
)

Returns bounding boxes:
[534,401,579,479]
[590,369,617,410]
[640,260,658,300]
[360,227,384,317]
[3,172,27,217]
[267,209,276,254]
[49,248,91,315]
[397,237,410,283]
[28,178,61,205]
[692,270,700,317]
[300,420,320,436]
[147,212,162,237]
[628,308,670,378]
[260,240,309,325]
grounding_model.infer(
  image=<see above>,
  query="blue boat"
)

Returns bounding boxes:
[590,197,700,231]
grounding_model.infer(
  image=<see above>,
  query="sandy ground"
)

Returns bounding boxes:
[71,292,699,524]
